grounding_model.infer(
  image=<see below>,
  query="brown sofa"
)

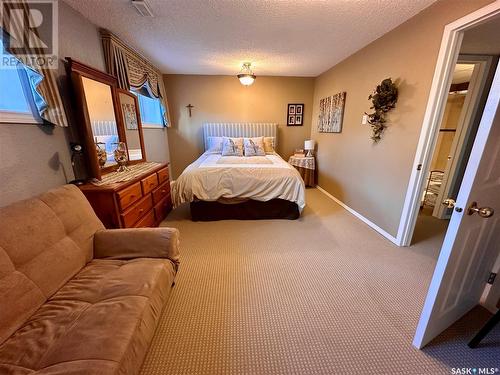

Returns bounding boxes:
[0,185,180,374]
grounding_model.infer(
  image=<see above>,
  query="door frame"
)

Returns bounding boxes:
[397,1,500,247]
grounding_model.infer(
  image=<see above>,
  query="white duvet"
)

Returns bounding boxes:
[172,152,306,210]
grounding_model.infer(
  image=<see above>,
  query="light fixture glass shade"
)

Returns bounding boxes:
[238,74,256,86]
[237,63,256,86]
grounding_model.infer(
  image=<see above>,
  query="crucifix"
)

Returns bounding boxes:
[186,104,194,117]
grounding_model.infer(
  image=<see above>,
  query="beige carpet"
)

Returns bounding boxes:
[141,189,499,375]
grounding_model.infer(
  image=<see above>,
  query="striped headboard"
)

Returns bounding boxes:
[91,120,118,136]
[203,123,278,151]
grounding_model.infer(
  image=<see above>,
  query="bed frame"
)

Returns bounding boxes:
[190,199,300,221]
[191,122,300,221]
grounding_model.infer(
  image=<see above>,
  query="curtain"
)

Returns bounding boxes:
[100,29,171,127]
[1,2,68,127]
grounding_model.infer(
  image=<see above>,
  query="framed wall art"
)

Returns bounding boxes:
[121,103,138,130]
[287,103,304,126]
[318,92,346,133]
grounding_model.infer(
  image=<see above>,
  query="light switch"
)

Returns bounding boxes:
[362,114,368,125]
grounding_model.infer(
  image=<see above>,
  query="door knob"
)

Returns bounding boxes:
[442,198,463,212]
[467,202,494,218]
[442,198,456,208]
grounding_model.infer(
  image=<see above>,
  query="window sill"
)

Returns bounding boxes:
[0,110,42,124]
[142,123,164,129]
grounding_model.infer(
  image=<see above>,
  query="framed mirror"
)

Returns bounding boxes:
[116,89,146,163]
[81,76,121,170]
[66,58,147,180]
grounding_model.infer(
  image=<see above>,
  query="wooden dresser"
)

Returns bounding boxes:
[79,163,172,229]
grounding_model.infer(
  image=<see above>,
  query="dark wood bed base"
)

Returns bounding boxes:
[190,199,300,221]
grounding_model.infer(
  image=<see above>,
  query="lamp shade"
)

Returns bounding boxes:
[304,139,315,150]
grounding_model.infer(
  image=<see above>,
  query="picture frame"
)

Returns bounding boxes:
[287,103,304,126]
[318,92,346,133]
[121,103,138,130]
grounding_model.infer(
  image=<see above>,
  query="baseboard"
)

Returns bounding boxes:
[316,186,400,245]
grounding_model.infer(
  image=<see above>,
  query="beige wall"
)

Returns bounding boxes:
[164,75,314,178]
[311,0,493,236]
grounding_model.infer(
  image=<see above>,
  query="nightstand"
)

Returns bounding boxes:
[288,155,316,187]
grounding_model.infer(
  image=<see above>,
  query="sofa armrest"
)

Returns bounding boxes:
[94,227,180,270]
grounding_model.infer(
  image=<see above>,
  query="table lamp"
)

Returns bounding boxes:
[304,139,315,157]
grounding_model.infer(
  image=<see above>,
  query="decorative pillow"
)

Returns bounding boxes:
[243,137,266,156]
[263,137,275,153]
[206,136,224,154]
[221,137,244,156]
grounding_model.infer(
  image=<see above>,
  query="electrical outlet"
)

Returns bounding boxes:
[362,114,368,125]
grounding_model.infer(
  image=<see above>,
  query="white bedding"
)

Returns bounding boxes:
[172,152,306,210]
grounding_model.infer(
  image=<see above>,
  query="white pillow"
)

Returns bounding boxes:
[263,137,275,153]
[243,137,266,156]
[221,137,244,156]
[206,136,224,154]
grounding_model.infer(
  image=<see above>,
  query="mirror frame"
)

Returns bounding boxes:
[115,88,147,164]
[66,58,146,180]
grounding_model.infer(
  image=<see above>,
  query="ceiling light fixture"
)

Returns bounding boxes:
[237,63,256,86]
[131,0,154,17]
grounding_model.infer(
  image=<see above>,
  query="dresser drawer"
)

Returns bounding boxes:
[117,182,142,211]
[121,195,153,227]
[154,194,172,223]
[134,210,156,228]
[157,167,169,185]
[141,173,159,195]
[152,181,171,205]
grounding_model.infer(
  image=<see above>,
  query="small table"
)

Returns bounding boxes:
[288,155,316,187]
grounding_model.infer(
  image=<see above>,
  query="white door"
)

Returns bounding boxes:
[413,63,500,349]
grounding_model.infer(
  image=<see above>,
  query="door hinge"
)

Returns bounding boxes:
[417,164,422,171]
[487,272,497,284]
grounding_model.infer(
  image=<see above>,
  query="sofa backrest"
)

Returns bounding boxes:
[0,185,104,345]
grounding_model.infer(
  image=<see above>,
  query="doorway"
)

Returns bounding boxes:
[413,55,495,246]
[409,7,500,349]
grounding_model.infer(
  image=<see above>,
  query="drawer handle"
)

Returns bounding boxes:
[161,190,166,193]
[149,182,155,187]
[138,208,144,213]
[129,194,135,198]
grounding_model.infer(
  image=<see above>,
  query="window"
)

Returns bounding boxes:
[133,91,164,128]
[0,39,40,124]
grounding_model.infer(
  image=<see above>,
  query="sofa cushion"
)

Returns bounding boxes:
[0,185,104,346]
[38,185,104,264]
[0,257,176,375]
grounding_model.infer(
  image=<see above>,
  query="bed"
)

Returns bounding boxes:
[172,123,306,220]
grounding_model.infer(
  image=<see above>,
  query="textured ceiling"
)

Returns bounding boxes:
[63,0,437,76]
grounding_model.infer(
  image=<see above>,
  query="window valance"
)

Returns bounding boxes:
[100,29,170,127]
